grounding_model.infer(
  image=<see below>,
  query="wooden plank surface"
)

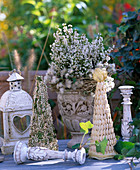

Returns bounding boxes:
[0,140,139,170]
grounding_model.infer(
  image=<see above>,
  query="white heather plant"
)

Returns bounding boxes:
[44,24,116,93]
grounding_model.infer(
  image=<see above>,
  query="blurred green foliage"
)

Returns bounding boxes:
[0,0,139,70]
[109,9,140,115]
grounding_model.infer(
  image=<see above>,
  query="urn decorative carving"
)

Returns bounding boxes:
[0,70,33,154]
[57,91,94,148]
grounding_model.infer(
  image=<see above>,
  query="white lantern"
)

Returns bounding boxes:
[0,70,33,154]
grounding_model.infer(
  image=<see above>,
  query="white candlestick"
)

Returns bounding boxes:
[14,141,86,165]
[119,86,134,141]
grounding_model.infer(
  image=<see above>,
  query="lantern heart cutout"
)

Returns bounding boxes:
[13,115,31,134]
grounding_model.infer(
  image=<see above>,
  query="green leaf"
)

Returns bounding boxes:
[129,136,136,143]
[22,0,36,6]
[114,57,122,67]
[126,11,137,20]
[115,107,121,111]
[135,152,140,159]
[114,141,135,154]
[49,11,57,17]
[85,148,89,153]
[116,136,120,140]
[72,78,77,84]
[133,42,139,49]
[131,119,140,128]
[72,143,80,149]
[124,80,137,86]
[135,143,140,152]
[48,99,56,109]
[43,19,51,25]
[126,147,136,157]
[119,25,130,33]
[132,162,136,166]
[35,2,43,9]
[122,11,137,22]
[121,148,129,155]
[114,154,124,160]
[133,30,139,42]
[96,137,108,155]
[133,128,140,136]
[95,140,100,146]
[79,121,93,134]
[31,10,41,16]
[80,128,86,133]
[108,32,116,37]
[108,88,116,99]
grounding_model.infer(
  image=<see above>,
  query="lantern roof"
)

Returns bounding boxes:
[0,69,32,112]
[7,70,24,82]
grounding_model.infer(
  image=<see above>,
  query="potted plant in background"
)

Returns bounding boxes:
[45,23,116,148]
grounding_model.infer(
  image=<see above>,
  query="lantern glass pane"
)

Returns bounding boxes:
[13,115,31,132]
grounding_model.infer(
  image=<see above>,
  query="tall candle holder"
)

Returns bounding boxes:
[119,86,134,141]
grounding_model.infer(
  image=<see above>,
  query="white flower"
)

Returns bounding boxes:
[65,79,72,88]
[69,69,73,74]
[51,76,57,84]
[62,23,66,26]
[60,88,64,93]
[105,76,115,92]
[0,13,6,21]
[68,24,72,27]
[106,55,110,62]
[103,62,108,67]
[57,82,63,88]
[110,63,115,69]
[65,73,69,78]
[63,26,67,32]
[44,74,51,83]
[61,68,66,77]
[89,74,92,78]
[96,62,103,68]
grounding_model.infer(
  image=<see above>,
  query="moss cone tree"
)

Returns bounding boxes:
[28,76,58,150]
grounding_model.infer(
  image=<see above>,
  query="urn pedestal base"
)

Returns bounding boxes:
[67,132,90,148]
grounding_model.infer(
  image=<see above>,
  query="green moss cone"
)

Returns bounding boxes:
[28,76,58,150]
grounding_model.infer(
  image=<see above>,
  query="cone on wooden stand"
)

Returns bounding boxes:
[28,76,58,150]
[89,68,117,160]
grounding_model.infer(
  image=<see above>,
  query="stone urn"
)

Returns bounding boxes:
[57,91,94,148]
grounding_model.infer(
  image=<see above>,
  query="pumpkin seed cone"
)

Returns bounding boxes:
[89,68,117,159]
